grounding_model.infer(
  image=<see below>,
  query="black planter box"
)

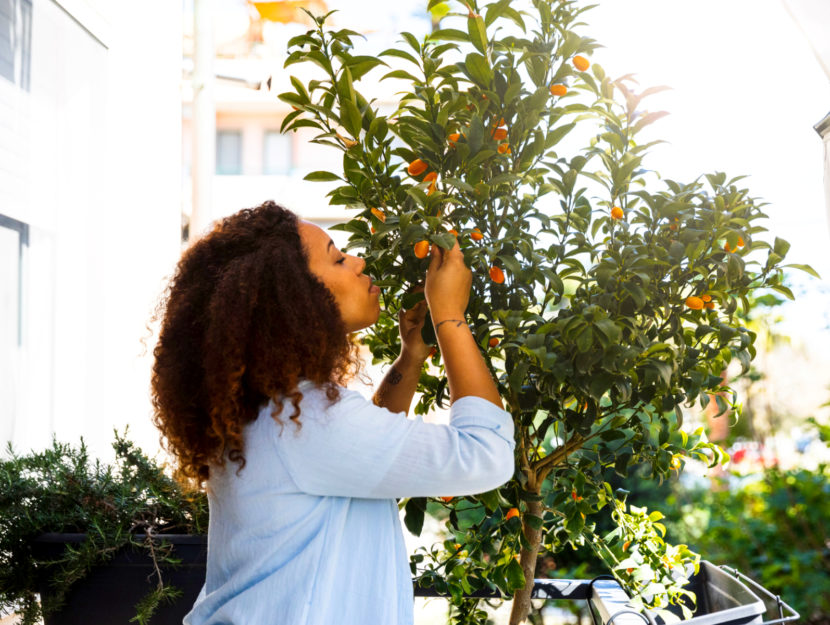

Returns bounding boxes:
[33,533,207,625]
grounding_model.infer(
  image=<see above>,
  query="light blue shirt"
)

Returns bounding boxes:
[183,379,515,625]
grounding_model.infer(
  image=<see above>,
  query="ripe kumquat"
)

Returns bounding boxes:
[489,266,505,284]
[685,296,704,310]
[414,240,430,259]
[550,84,567,97]
[573,55,590,71]
[407,158,428,176]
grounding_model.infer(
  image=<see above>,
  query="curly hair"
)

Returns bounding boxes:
[150,201,363,483]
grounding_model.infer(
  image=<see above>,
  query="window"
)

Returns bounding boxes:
[0,0,32,91]
[216,130,242,175]
[263,130,292,175]
[0,214,27,442]
[0,214,27,348]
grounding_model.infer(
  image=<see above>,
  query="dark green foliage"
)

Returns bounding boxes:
[0,431,208,625]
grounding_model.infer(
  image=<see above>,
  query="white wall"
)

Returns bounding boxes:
[0,0,183,460]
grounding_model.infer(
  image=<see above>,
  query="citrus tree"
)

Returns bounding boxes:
[277,1,817,622]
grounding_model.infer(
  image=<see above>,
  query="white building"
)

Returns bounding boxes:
[1,0,182,458]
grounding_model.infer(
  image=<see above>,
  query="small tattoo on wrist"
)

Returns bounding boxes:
[435,318,466,331]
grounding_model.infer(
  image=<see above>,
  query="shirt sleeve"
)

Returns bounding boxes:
[270,387,515,499]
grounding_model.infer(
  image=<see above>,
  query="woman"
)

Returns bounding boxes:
[151,201,515,625]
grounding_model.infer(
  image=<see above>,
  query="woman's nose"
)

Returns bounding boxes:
[352,254,366,273]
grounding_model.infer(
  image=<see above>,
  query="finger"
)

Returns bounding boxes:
[427,242,442,272]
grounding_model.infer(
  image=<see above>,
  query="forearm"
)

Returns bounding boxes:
[372,350,425,415]
[434,318,503,409]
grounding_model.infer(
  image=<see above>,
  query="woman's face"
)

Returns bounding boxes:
[298,220,381,333]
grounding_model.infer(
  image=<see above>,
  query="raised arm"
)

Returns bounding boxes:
[424,241,503,408]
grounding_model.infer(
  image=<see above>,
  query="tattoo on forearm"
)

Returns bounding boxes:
[435,318,466,331]
[387,365,403,385]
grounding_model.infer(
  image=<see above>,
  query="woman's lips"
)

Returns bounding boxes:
[369,284,381,294]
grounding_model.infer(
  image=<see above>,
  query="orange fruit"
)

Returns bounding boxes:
[370,226,376,234]
[440,496,453,503]
[701,294,712,302]
[470,228,484,241]
[705,301,715,309]
[685,296,704,310]
[492,127,508,141]
[669,223,677,231]
[626,567,634,574]
[498,143,511,154]
[448,228,459,237]
[448,132,461,145]
[611,206,624,220]
[423,171,438,183]
[488,337,500,348]
[737,236,745,247]
[550,84,567,96]
[724,242,733,253]
[453,543,461,550]
[370,207,386,222]
[429,346,437,358]
[414,240,430,259]
[571,490,583,501]
[493,116,505,126]
[623,540,631,552]
[573,55,590,71]
[505,507,520,521]
[407,158,428,176]
[489,265,505,284]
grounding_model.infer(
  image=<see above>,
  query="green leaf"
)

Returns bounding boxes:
[773,236,791,258]
[783,263,821,279]
[303,170,343,182]
[546,123,576,148]
[594,319,621,343]
[403,497,427,536]
[340,98,362,138]
[378,48,420,66]
[381,69,421,83]
[428,28,469,43]
[464,52,493,86]
[401,32,421,55]
[505,558,526,591]
[467,14,488,54]
[769,284,795,300]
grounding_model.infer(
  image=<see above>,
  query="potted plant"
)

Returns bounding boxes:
[0,431,208,625]
[278,0,817,622]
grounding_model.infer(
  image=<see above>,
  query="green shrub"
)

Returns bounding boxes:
[0,431,208,625]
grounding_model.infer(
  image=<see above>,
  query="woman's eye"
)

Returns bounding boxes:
[336,256,346,264]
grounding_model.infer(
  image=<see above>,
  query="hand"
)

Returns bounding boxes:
[399,290,432,363]
[425,240,472,323]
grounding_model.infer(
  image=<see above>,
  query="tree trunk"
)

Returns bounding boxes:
[508,496,543,625]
